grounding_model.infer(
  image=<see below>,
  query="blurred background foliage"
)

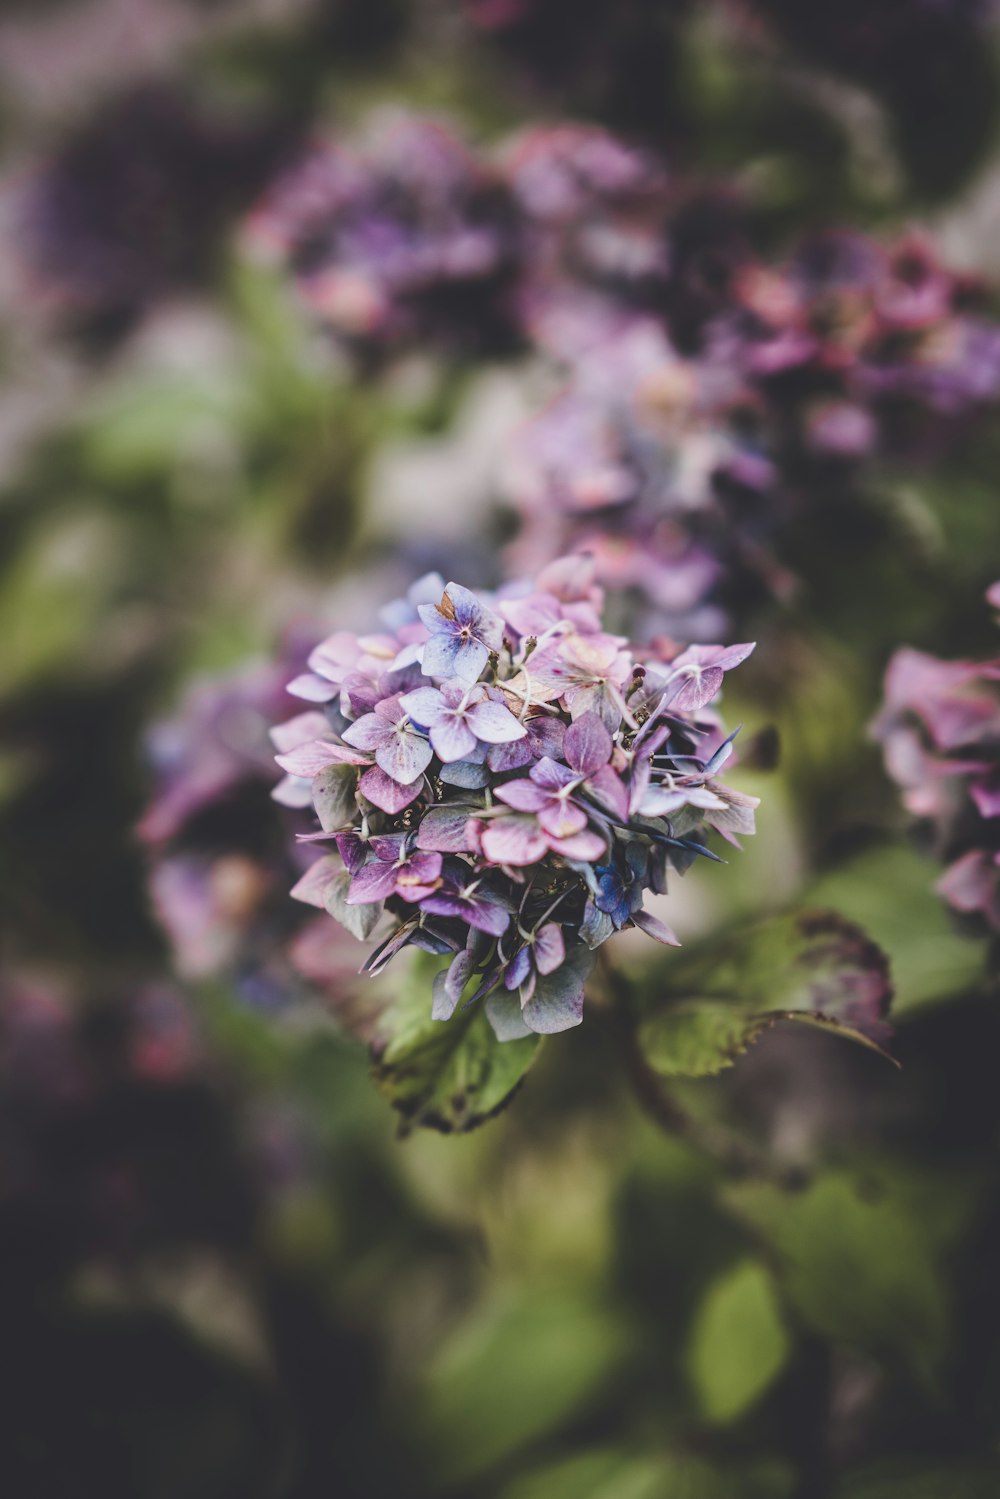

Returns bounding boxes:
[1,1,1000,1496]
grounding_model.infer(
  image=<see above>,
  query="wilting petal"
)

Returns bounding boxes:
[336,832,369,874]
[359,766,422,813]
[416,805,476,852]
[290,856,343,909]
[481,815,549,866]
[440,759,491,788]
[564,711,613,777]
[521,949,593,1033]
[271,774,314,809]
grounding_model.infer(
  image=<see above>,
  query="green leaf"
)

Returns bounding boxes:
[807,844,988,1015]
[322,870,381,941]
[833,1461,1000,1499]
[417,1289,628,1485]
[501,1448,795,1499]
[726,1172,949,1382]
[638,909,895,1079]
[372,961,542,1132]
[685,1259,791,1424]
[312,763,357,832]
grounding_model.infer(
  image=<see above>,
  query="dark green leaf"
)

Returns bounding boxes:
[372,961,542,1131]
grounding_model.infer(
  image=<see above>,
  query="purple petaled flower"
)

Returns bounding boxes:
[346,836,443,905]
[400,681,525,762]
[276,555,760,1037]
[872,581,1000,929]
[417,583,506,681]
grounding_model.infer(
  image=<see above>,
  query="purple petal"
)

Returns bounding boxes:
[533,922,565,975]
[396,851,443,897]
[585,764,629,820]
[531,756,576,791]
[494,779,549,813]
[564,711,613,777]
[504,945,533,991]
[347,861,400,904]
[631,908,682,946]
[450,637,491,682]
[369,833,406,862]
[271,774,314,809]
[463,896,511,937]
[359,766,422,813]
[342,714,392,752]
[466,699,526,745]
[416,806,476,852]
[669,666,725,713]
[481,815,549,866]
[445,583,504,650]
[336,832,369,875]
[419,632,462,678]
[398,686,446,726]
[375,731,433,786]
[430,714,478,763]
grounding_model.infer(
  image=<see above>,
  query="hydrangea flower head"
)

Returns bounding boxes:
[276,557,759,1037]
[872,584,1000,929]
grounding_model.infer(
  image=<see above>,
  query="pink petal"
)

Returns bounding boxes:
[359,766,422,813]
[416,806,476,852]
[586,764,629,820]
[287,672,338,703]
[290,856,342,909]
[494,779,549,813]
[631,908,681,946]
[269,711,330,752]
[537,799,588,839]
[481,815,549,867]
[275,739,367,777]
[342,714,392,751]
[546,828,607,861]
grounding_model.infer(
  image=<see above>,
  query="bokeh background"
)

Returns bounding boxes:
[2,2,1000,1496]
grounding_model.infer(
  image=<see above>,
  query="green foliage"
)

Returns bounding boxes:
[685,1259,791,1424]
[502,1447,796,1499]
[416,1289,629,1484]
[726,1173,949,1382]
[372,962,542,1131]
[638,910,895,1079]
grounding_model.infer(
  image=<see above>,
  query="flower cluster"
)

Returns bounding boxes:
[139,654,364,1009]
[19,83,297,335]
[871,582,1000,929]
[275,556,759,1037]
[245,113,520,355]
[250,114,1000,636]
